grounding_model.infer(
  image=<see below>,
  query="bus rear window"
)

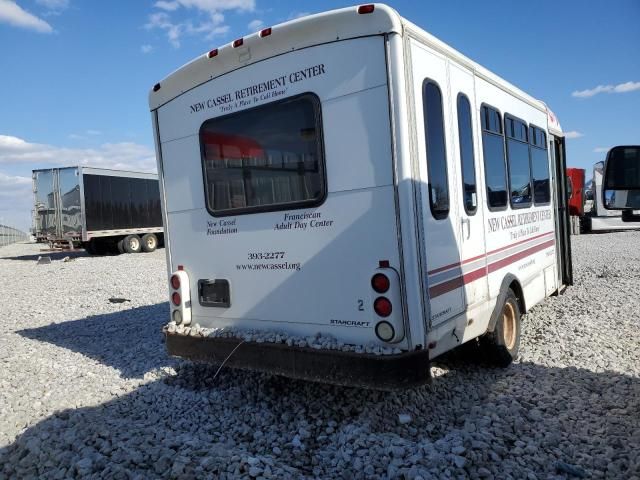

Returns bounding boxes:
[200,93,326,216]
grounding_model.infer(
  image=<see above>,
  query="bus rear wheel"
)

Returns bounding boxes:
[481,288,521,366]
[141,233,158,253]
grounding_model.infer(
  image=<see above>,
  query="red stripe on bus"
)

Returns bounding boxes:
[427,231,554,276]
[429,266,486,298]
[429,239,555,299]
[487,239,556,273]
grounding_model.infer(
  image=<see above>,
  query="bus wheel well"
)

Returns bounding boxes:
[508,280,526,315]
[487,276,526,333]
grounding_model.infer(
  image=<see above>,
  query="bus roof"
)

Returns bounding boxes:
[148,3,562,134]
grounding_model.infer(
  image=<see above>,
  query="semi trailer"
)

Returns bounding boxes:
[32,166,164,254]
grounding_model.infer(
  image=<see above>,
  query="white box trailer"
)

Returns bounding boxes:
[149,4,572,388]
[32,166,164,254]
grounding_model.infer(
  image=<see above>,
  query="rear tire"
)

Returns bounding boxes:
[123,235,142,254]
[141,233,158,253]
[117,239,125,254]
[481,288,521,367]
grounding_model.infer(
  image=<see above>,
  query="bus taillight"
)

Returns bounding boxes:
[371,273,390,293]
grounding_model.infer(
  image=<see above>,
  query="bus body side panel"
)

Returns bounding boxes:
[156,37,407,347]
[474,77,557,316]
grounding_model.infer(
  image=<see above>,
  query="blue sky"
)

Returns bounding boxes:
[0,0,639,231]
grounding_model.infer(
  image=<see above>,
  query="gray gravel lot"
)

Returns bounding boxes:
[0,233,638,479]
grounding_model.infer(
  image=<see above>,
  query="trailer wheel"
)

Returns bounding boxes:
[123,235,142,254]
[117,239,125,254]
[141,233,158,253]
[481,288,521,366]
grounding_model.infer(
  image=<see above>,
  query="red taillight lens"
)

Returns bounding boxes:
[374,297,392,317]
[172,292,181,306]
[358,4,375,14]
[170,275,180,290]
[233,38,244,48]
[207,48,218,58]
[260,27,272,37]
[371,273,390,293]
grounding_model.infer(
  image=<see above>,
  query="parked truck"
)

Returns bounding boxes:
[581,161,640,232]
[32,166,164,254]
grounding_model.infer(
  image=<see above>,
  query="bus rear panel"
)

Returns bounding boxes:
[152,33,425,386]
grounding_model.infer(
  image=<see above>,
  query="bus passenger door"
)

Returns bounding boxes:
[448,63,489,308]
[410,41,465,327]
[550,135,573,287]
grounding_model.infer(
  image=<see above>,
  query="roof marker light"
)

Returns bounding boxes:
[233,38,244,48]
[177,265,184,271]
[152,83,161,92]
[260,27,272,37]
[357,4,375,14]
[207,48,218,58]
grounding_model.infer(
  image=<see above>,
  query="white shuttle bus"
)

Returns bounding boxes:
[149,4,572,388]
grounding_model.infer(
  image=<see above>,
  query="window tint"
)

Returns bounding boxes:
[530,125,550,204]
[457,94,477,214]
[505,115,532,207]
[200,94,325,216]
[422,81,449,219]
[481,105,508,208]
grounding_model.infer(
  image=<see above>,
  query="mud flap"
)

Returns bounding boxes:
[166,333,431,390]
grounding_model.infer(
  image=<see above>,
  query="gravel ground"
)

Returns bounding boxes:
[0,233,638,479]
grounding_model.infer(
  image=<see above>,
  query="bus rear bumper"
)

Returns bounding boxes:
[165,333,431,390]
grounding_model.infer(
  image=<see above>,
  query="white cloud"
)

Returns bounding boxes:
[0,135,157,173]
[146,0,253,47]
[155,0,254,14]
[593,147,610,153]
[247,19,263,31]
[35,0,69,14]
[564,131,584,139]
[0,171,34,232]
[86,129,102,136]
[141,44,154,54]
[572,81,640,98]
[0,0,53,33]
[287,11,310,20]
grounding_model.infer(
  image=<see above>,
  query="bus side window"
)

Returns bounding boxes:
[480,105,508,209]
[457,93,477,215]
[504,114,532,208]
[422,80,450,220]
[530,126,551,204]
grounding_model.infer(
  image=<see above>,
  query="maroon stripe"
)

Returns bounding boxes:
[487,239,556,273]
[429,239,556,299]
[429,266,486,298]
[427,231,554,275]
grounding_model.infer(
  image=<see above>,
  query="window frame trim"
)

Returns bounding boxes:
[456,92,478,216]
[422,78,450,220]
[198,92,328,218]
[529,123,552,206]
[504,113,533,210]
[480,103,509,212]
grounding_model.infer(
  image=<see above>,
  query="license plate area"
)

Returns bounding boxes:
[198,279,230,308]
